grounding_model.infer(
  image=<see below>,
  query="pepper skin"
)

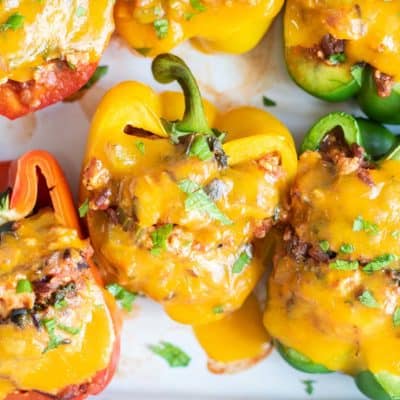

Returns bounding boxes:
[0,150,120,400]
[80,53,296,368]
[284,1,400,124]
[114,0,283,57]
[0,1,114,119]
[264,112,400,400]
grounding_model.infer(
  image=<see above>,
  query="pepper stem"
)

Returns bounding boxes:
[152,53,213,136]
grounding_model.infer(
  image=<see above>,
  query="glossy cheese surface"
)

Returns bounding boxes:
[115,0,283,56]
[0,0,114,82]
[264,151,400,376]
[285,0,400,79]
[0,210,115,398]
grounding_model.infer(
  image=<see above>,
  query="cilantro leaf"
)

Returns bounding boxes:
[329,259,359,271]
[16,279,32,293]
[302,380,315,396]
[178,179,232,225]
[393,307,400,327]
[190,0,206,11]
[149,341,191,367]
[42,318,67,353]
[352,216,379,235]
[232,245,252,274]
[57,324,81,335]
[106,283,137,312]
[135,140,145,155]
[319,240,329,252]
[154,18,168,39]
[339,243,354,254]
[262,95,276,107]
[358,290,379,308]
[0,13,24,32]
[151,224,174,255]
[212,305,224,314]
[363,254,397,273]
[78,198,89,218]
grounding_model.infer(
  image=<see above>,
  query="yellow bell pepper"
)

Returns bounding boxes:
[80,53,296,367]
[114,0,284,56]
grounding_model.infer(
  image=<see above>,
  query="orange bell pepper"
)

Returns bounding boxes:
[0,150,120,400]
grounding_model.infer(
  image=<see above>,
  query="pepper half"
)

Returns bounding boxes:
[0,1,114,119]
[80,53,297,369]
[264,112,400,400]
[114,0,283,57]
[0,150,120,400]
[284,1,400,124]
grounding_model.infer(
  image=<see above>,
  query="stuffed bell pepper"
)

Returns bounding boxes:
[264,112,400,400]
[114,0,283,57]
[0,150,120,399]
[80,53,297,369]
[0,1,114,119]
[285,0,400,124]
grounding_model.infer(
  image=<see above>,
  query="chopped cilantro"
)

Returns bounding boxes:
[262,96,276,107]
[154,19,168,39]
[57,324,81,335]
[16,279,32,294]
[358,290,379,308]
[106,283,137,312]
[340,243,354,254]
[232,245,252,274]
[135,140,145,155]
[352,216,379,235]
[42,318,67,353]
[54,299,68,310]
[302,379,315,395]
[78,198,89,218]
[0,13,24,32]
[190,0,206,11]
[178,179,232,225]
[329,259,359,271]
[149,341,191,367]
[212,305,224,314]
[151,224,174,256]
[393,307,400,327]
[319,240,330,253]
[363,254,397,273]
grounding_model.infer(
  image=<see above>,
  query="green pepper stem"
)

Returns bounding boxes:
[152,53,213,136]
[301,112,361,153]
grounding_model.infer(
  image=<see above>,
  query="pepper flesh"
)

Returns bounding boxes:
[80,54,297,369]
[264,114,400,400]
[285,0,400,123]
[0,0,114,119]
[114,0,283,57]
[0,150,120,400]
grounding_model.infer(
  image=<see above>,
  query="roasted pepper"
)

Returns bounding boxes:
[80,53,296,368]
[114,0,283,57]
[0,1,114,119]
[264,112,400,400]
[284,1,400,124]
[0,150,120,400]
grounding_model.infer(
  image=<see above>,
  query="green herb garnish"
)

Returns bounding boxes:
[358,290,379,308]
[328,53,346,64]
[319,240,330,253]
[212,305,224,314]
[151,224,174,256]
[57,323,81,335]
[352,216,379,235]
[154,19,169,39]
[363,254,397,273]
[178,179,232,225]
[302,379,315,396]
[16,279,32,294]
[232,245,252,274]
[0,13,24,32]
[135,141,145,155]
[78,198,89,218]
[340,243,354,254]
[190,0,206,12]
[106,283,137,312]
[262,96,276,107]
[42,318,67,353]
[329,259,359,271]
[149,341,191,367]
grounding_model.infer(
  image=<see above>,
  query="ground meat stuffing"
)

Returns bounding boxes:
[373,69,394,98]
[320,34,345,57]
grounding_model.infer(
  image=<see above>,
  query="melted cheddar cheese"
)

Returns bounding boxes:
[0,0,114,83]
[0,209,115,398]
[285,0,400,80]
[115,0,283,56]
[264,151,400,376]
